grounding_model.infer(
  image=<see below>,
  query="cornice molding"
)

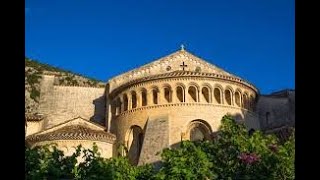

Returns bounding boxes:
[110,71,258,98]
[113,102,257,117]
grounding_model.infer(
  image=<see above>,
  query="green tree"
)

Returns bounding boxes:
[25,143,155,180]
[197,115,295,179]
[155,141,215,180]
[25,115,294,179]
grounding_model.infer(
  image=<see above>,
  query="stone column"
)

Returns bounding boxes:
[119,96,123,113]
[221,90,224,105]
[171,88,177,103]
[128,95,132,110]
[107,103,112,132]
[147,90,153,106]
[232,92,235,106]
[158,88,163,105]
[136,92,141,108]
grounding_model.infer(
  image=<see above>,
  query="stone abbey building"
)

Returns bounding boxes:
[25,48,295,165]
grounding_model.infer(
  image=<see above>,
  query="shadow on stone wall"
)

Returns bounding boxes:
[90,95,106,125]
[169,109,254,151]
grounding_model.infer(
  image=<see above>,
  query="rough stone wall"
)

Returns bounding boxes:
[26,121,44,136]
[112,104,258,165]
[108,75,259,165]
[288,91,295,125]
[138,115,169,166]
[38,75,106,129]
[31,140,114,160]
[256,90,295,130]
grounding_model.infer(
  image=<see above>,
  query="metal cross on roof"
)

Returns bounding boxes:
[180,62,188,71]
[180,44,185,50]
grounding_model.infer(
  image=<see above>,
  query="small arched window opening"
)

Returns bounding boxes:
[131,91,137,109]
[152,89,158,104]
[266,112,270,124]
[141,90,147,106]
[176,86,184,102]
[242,94,248,109]
[111,101,116,115]
[202,87,210,103]
[214,88,221,104]
[164,87,172,103]
[235,91,241,107]
[115,97,122,115]
[250,95,255,110]
[123,94,128,111]
[225,89,232,105]
[188,86,198,102]
[187,120,212,142]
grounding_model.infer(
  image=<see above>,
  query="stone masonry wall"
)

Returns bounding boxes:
[113,104,258,165]
[256,92,295,130]
[39,75,106,129]
[138,115,169,166]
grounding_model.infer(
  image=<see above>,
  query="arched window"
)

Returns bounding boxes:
[235,91,241,107]
[176,86,184,102]
[115,97,121,115]
[123,94,128,111]
[164,87,172,103]
[187,120,212,142]
[152,89,158,104]
[188,86,198,102]
[126,125,143,165]
[214,88,221,104]
[202,87,210,103]
[141,90,147,106]
[242,94,248,109]
[266,112,270,124]
[111,100,116,115]
[250,95,255,110]
[131,91,137,109]
[225,89,232,105]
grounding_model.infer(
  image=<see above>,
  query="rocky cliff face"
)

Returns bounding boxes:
[25,58,106,114]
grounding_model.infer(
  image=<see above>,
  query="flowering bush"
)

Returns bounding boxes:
[25,115,294,179]
[196,115,295,179]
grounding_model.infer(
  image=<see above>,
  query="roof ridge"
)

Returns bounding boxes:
[27,116,106,137]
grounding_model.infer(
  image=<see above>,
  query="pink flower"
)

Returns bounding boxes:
[238,152,260,164]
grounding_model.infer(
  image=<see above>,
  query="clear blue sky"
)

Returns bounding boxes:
[25,0,294,94]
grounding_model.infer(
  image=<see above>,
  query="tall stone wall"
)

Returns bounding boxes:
[112,104,259,165]
[39,75,106,129]
[138,115,169,167]
[256,90,295,130]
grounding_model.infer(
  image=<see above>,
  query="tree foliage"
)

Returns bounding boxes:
[25,115,294,179]
[196,115,295,179]
[156,141,215,180]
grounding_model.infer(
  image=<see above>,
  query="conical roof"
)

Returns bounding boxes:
[108,48,257,93]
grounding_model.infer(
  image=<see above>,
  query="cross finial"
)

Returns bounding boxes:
[180,44,185,51]
[180,61,188,71]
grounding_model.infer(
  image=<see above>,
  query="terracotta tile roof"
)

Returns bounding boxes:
[26,124,116,144]
[25,113,44,122]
